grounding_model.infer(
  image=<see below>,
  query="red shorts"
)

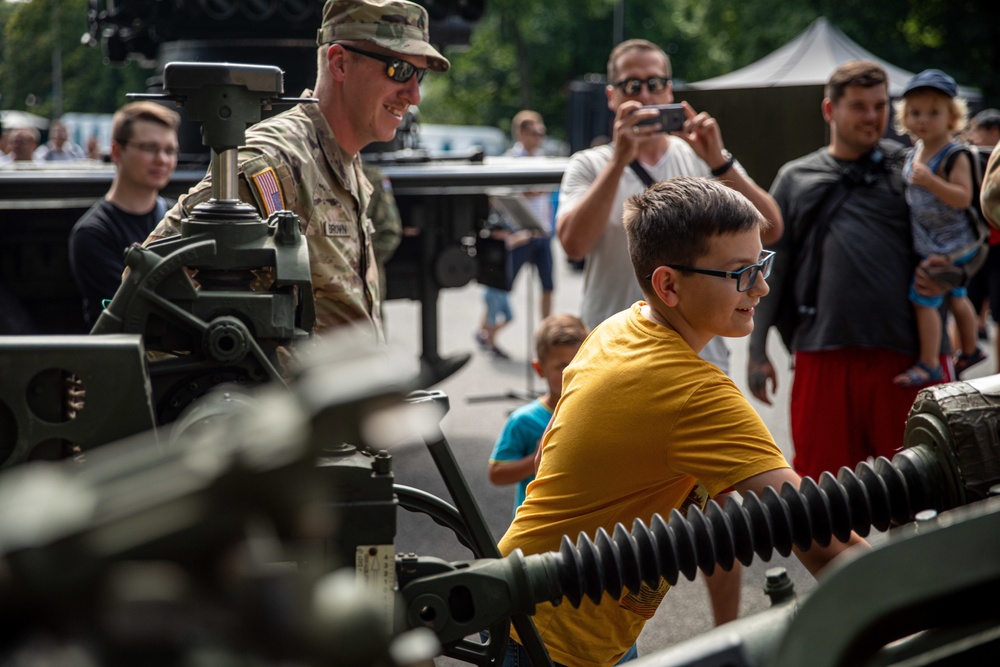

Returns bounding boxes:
[789,348,953,481]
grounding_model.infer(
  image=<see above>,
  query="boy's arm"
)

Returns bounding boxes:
[702,488,742,626]
[733,468,870,575]
[488,455,537,486]
[703,564,741,626]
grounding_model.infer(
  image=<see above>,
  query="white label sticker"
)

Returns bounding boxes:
[356,544,395,631]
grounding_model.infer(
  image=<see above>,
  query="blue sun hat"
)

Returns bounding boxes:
[903,69,958,98]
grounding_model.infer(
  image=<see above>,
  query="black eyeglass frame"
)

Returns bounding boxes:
[609,76,672,96]
[645,250,776,293]
[336,43,427,84]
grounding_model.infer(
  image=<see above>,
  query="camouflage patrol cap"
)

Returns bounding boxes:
[317,0,451,73]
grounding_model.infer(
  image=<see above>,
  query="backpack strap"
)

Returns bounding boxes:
[941,142,970,174]
[628,160,656,188]
[940,142,983,202]
[940,142,987,220]
[937,143,990,265]
[929,142,959,175]
[792,178,853,316]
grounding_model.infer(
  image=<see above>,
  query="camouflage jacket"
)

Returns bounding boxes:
[146,95,383,343]
[361,161,403,301]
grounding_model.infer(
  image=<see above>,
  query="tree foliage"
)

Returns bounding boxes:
[423,0,998,139]
[1,0,996,138]
[0,0,151,118]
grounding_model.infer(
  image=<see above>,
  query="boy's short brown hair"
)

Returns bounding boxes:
[623,176,766,292]
[535,313,588,362]
[111,101,181,147]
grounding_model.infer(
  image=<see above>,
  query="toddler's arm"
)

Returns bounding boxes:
[909,152,973,210]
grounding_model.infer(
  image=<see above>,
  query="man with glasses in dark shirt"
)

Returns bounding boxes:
[69,101,181,327]
[143,0,450,343]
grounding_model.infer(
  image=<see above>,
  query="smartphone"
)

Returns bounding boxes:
[635,104,685,133]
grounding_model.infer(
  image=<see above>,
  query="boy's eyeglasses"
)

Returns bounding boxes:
[646,250,776,292]
[610,76,671,96]
[337,43,427,84]
[124,142,179,158]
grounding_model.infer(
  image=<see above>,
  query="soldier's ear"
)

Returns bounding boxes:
[326,43,349,82]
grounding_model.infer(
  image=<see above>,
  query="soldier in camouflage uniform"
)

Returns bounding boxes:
[143,0,448,343]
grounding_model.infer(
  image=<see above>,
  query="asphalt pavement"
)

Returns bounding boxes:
[379,240,992,664]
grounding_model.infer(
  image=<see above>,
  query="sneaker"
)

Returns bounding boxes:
[474,330,489,351]
[489,345,510,359]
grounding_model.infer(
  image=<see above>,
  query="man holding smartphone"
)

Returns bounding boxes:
[552,38,783,634]
[557,38,783,350]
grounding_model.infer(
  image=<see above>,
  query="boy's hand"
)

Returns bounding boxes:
[747,357,777,405]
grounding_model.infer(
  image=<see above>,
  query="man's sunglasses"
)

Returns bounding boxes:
[337,43,426,84]
[610,76,671,96]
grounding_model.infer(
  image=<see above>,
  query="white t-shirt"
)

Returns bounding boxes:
[508,143,554,233]
[557,139,752,373]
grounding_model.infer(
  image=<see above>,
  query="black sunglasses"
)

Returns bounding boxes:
[645,250,776,293]
[337,43,427,84]
[610,76,671,96]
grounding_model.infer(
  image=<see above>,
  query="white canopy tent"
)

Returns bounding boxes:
[677,17,982,188]
[687,17,981,101]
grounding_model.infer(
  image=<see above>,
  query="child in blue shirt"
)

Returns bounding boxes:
[487,313,588,516]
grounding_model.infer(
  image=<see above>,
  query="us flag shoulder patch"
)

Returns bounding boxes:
[250,167,285,215]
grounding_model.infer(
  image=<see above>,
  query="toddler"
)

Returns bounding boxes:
[892,69,985,385]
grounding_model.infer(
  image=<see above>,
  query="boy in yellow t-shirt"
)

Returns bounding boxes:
[497,176,868,667]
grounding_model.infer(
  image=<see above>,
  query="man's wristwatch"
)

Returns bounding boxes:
[711,150,735,177]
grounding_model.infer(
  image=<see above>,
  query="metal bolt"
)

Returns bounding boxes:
[372,450,392,475]
[763,566,795,605]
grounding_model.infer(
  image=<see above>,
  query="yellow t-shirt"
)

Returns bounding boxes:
[498,303,788,667]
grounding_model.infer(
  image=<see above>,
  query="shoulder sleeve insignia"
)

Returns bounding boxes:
[250,167,286,216]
